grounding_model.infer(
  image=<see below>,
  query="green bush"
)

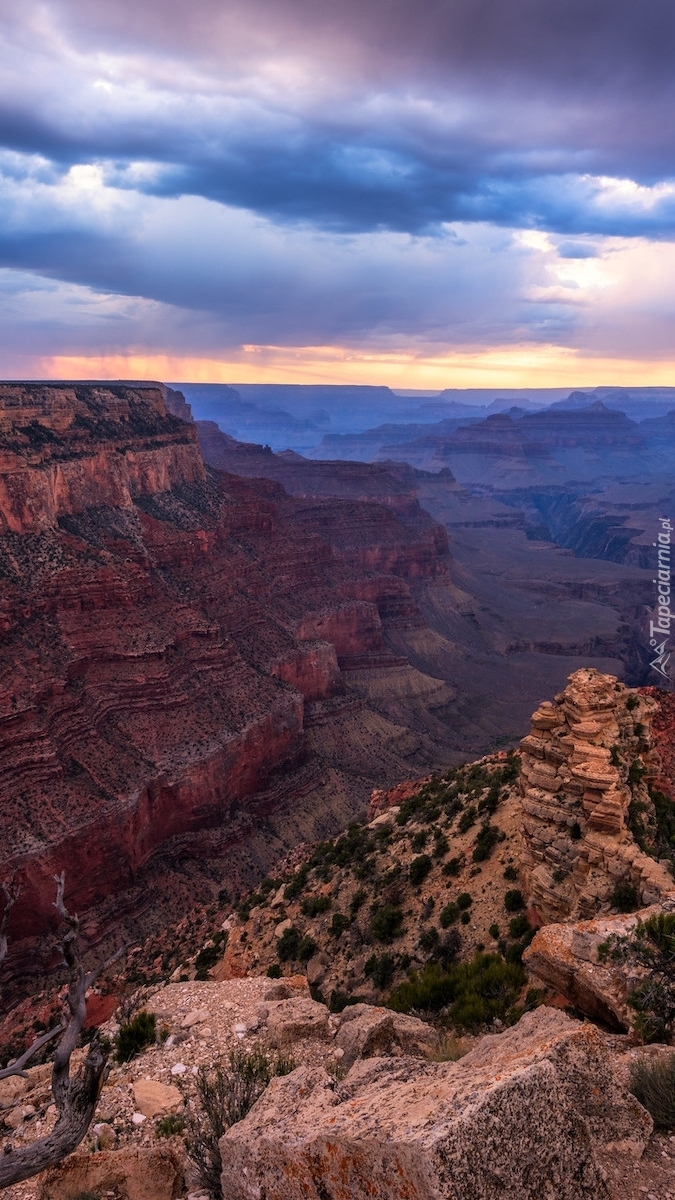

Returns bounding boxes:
[472,823,499,863]
[489,923,500,939]
[266,963,282,978]
[195,933,227,980]
[610,879,640,913]
[419,926,439,953]
[185,1048,295,1197]
[156,1113,185,1138]
[330,912,350,938]
[297,935,317,963]
[411,830,428,851]
[503,864,519,881]
[508,914,530,938]
[504,889,524,912]
[409,854,433,887]
[456,892,473,910]
[626,693,640,711]
[301,895,331,917]
[284,865,309,901]
[600,912,675,1042]
[433,831,449,858]
[115,1011,156,1062]
[350,888,367,914]
[629,1055,675,1129]
[371,903,404,943]
[365,952,396,990]
[329,989,360,1013]
[440,902,459,928]
[277,926,300,961]
[442,857,463,878]
[388,952,526,1031]
[460,911,470,926]
[458,806,477,834]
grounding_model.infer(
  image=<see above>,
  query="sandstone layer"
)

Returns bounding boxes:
[519,668,673,922]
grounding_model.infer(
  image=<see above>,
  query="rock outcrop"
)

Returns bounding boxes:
[523,899,675,1030]
[220,1006,651,1200]
[519,669,673,922]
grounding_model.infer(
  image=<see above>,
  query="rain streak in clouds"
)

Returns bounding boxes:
[0,0,674,382]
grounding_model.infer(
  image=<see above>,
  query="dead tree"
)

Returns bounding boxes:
[0,874,123,1189]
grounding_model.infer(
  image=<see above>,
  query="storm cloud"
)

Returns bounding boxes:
[0,0,673,377]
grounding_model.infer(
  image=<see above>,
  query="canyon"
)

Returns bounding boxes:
[0,382,463,992]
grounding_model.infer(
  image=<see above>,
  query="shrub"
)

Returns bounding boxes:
[388,952,526,1031]
[266,963,281,978]
[600,912,675,1042]
[504,889,524,912]
[460,911,470,926]
[508,914,530,938]
[503,864,519,881]
[411,830,428,852]
[456,892,473,910]
[458,806,477,834]
[350,888,367,914]
[442,857,463,878]
[277,926,300,961]
[472,823,499,863]
[433,831,449,858]
[195,933,227,980]
[440,902,459,928]
[156,1113,185,1138]
[419,926,439,953]
[371,904,404,943]
[409,855,433,887]
[626,693,640,711]
[301,895,331,917]
[297,935,317,963]
[610,879,640,913]
[115,1011,156,1062]
[284,865,310,901]
[629,1055,675,1129]
[570,821,582,840]
[329,989,360,1013]
[330,912,350,938]
[365,952,396,990]
[185,1048,295,1197]
[489,923,500,939]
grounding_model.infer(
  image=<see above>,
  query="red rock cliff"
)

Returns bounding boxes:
[0,383,454,986]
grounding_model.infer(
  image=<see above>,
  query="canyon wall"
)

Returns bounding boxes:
[0,382,457,987]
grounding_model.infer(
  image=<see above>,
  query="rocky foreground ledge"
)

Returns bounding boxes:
[2,977,660,1200]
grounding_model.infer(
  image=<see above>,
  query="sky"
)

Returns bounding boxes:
[1,0,675,387]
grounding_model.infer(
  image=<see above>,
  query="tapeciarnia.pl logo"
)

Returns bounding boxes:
[649,516,672,681]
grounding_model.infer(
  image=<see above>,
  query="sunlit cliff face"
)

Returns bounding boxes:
[0,0,674,384]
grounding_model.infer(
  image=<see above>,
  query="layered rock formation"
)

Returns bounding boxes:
[519,669,673,922]
[0,382,458,988]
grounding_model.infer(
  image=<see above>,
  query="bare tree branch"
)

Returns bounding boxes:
[0,874,125,1190]
[0,1024,64,1081]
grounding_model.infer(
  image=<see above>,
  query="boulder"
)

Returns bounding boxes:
[523,899,675,1029]
[132,1079,183,1119]
[265,997,330,1048]
[306,951,330,988]
[334,1003,436,1070]
[39,1146,185,1200]
[220,1008,650,1200]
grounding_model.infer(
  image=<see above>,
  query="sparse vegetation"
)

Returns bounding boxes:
[156,1113,185,1138]
[629,1054,675,1129]
[115,1011,156,1063]
[610,879,640,913]
[388,951,526,1031]
[185,1048,295,1198]
[370,903,404,943]
[409,854,433,887]
[504,889,524,912]
[600,912,675,1043]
